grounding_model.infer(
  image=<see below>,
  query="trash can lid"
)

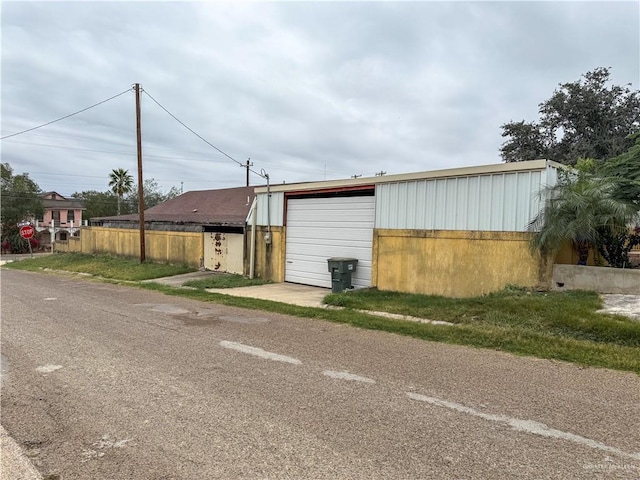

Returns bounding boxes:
[327,257,358,262]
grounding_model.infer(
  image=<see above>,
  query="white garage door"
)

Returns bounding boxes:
[285,195,375,288]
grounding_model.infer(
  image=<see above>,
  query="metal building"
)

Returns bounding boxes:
[251,160,561,294]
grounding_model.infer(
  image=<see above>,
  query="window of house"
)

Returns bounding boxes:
[68,210,75,224]
[59,232,68,241]
[52,210,60,224]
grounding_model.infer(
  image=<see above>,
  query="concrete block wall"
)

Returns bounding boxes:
[552,264,640,294]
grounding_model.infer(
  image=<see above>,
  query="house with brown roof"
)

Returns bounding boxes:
[88,186,254,273]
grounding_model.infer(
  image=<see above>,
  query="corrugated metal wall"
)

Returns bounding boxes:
[375,167,557,232]
[256,191,284,226]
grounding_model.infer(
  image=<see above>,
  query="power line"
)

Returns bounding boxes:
[141,88,268,179]
[0,88,133,140]
[3,140,238,165]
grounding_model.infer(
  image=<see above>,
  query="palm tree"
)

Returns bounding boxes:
[528,170,638,265]
[108,168,134,216]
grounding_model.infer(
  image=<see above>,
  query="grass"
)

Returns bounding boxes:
[325,286,640,349]
[4,253,639,374]
[3,252,195,281]
[183,274,271,289]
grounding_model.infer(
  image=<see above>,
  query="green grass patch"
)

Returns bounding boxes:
[3,252,195,281]
[325,287,640,349]
[183,274,271,289]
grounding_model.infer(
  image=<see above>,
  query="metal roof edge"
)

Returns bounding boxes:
[254,159,554,194]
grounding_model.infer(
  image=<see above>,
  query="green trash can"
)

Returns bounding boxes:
[327,257,358,293]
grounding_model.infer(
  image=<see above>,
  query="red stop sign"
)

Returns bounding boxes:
[19,225,35,239]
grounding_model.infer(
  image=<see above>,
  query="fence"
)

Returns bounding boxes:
[54,227,204,267]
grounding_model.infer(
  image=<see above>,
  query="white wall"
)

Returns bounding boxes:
[375,165,558,232]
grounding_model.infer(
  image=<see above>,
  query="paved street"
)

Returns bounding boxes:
[1,269,639,479]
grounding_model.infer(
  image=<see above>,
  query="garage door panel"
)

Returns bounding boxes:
[286,246,372,261]
[288,210,374,222]
[285,196,374,289]
[286,237,373,249]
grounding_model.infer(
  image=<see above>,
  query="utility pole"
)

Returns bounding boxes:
[351,174,362,179]
[375,171,387,177]
[135,83,146,263]
[242,158,253,186]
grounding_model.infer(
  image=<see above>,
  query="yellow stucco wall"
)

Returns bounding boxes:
[55,227,203,267]
[248,226,285,282]
[554,242,600,266]
[373,229,550,297]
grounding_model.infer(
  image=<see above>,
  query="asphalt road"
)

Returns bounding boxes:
[2,269,639,479]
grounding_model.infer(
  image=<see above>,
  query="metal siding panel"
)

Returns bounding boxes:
[383,184,394,228]
[490,174,503,231]
[285,196,374,288]
[375,183,389,228]
[397,182,408,229]
[516,172,532,231]
[503,173,518,231]
[256,192,284,226]
[477,175,492,230]
[390,183,400,228]
[415,181,427,229]
[406,181,418,229]
[529,170,542,228]
[378,183,398,229]
[370,166,548,233]
[455,177,468,230]
[426,180,436,229]
[444,178,457,230]
[434,179,447,229]
[467,176,479,230]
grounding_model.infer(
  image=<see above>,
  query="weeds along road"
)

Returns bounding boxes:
[2,269,639,479]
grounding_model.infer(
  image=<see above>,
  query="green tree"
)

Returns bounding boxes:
[501,68,640,165]
[593,133,640,267]
[124,178,180,212]
[72,190,120,220]
[528,166,638,266]
[108,168,134,215]
[1,162,44,252]
[598,132,640,207]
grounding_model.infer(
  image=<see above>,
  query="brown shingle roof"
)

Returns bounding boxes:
[92,186,255,226]
[41,191,85,210]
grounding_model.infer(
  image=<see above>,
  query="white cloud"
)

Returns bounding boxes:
[1,1,638,195]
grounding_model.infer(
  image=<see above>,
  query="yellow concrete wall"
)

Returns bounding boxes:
[373,229,550,297]
[54,227,203,267]
[555,242,600,266]
[247,226,285,282]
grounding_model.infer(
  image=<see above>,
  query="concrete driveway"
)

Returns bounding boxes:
[600,294,640,320]
[205,283,330,308]
[149,272,331,308]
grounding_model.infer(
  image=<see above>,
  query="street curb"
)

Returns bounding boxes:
[1,425,43,480]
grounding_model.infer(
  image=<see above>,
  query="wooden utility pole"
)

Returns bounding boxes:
[135,83,146,262]
[244,158,253,186]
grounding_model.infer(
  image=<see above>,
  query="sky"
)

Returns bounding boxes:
[1,1,639,197]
